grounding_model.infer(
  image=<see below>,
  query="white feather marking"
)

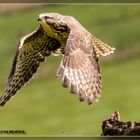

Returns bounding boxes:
[19,30,37,49]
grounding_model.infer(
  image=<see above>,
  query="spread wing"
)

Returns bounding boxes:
[56,32,101,105]
[0,27,52,106]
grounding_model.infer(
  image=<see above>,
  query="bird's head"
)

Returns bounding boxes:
[38,13,70,39]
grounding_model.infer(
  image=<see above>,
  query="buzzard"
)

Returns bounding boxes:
[0,13,115,106]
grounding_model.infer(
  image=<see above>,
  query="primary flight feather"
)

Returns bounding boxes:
[0,13,115,106]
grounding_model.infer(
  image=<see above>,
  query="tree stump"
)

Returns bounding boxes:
[101,111,140,136]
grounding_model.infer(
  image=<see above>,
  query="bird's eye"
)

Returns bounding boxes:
[45,16,50,20]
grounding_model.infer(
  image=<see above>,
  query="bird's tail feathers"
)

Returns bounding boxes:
[92,36,115,57]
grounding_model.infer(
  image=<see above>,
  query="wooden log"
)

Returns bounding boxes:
[101,111,140,136]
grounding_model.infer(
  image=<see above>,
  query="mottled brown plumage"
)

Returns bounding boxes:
[0,13,115,106]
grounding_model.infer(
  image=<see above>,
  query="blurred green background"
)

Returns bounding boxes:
[0,4,140,136]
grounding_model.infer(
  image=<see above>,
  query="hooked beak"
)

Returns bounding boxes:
[38,17,42,22]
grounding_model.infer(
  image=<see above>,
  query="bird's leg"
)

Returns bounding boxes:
[51,48,62,56]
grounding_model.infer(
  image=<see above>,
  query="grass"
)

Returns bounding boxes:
[0,4,140,136]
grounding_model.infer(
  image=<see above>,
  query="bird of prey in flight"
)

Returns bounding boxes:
[0,13,115,106]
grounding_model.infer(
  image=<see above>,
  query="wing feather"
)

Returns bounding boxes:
[57,32,101,104]
[0,27,51,106]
